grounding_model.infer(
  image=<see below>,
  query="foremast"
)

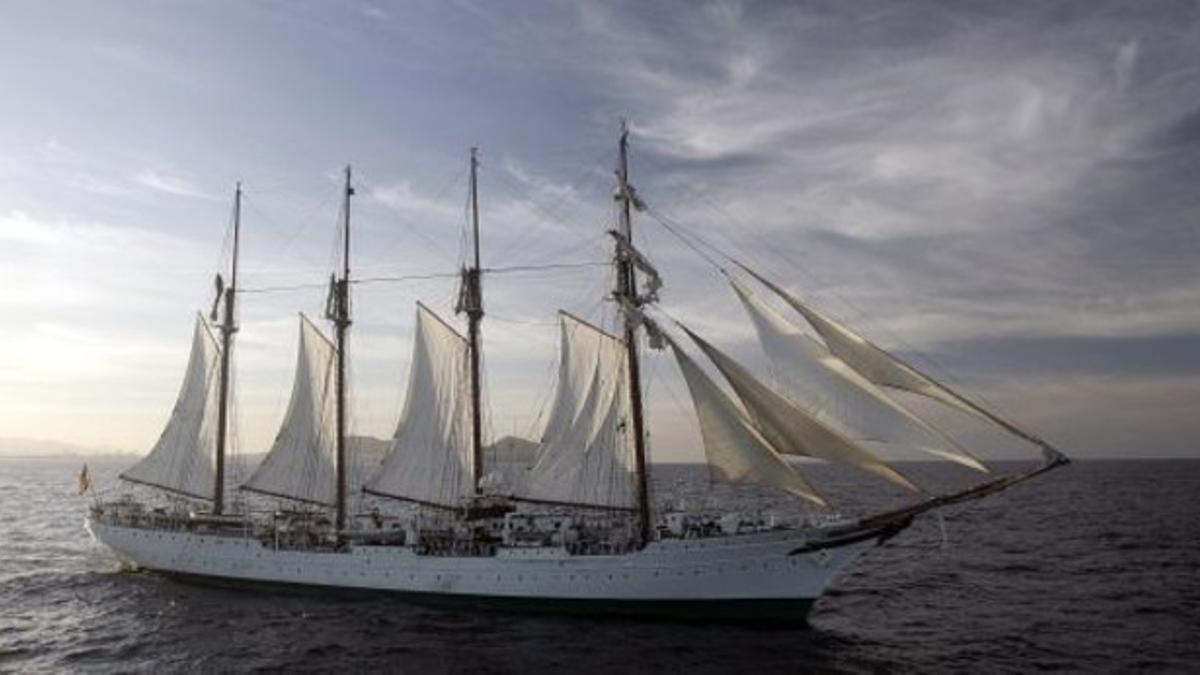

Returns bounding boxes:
[331,166,354,532]
[614,121,652,544]
[459,148,485,494]
[212,183,241,515]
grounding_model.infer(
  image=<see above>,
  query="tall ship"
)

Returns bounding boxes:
[86,125,1068,622]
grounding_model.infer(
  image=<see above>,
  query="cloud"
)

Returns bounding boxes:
[369,180,459,220]
[135,170,216,200]
[358,4,390,22]
[1114,39,1140,95]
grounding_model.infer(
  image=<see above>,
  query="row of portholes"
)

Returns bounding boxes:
[264,561,802,587]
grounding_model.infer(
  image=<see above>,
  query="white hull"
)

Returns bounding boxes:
[87,517,873,621]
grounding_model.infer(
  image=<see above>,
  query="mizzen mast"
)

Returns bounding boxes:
[614,121,652,544]
[333,166,354,532]
[212,182,240,515]
[462,148,485,493]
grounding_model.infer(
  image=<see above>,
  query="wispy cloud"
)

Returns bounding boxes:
[135,170,216,200]
[369,180,459,220]
[358,4,391,22]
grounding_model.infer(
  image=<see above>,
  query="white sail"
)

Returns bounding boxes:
[735,263,1062,457]
[365,304,473,508]
[669,340,826,506]
[519,313,637,510]
[121,316,221,500]
[682,326,920,493]
[731,279,988,473]
[242,315,338,505]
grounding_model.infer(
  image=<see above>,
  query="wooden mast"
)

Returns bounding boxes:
[213,183,240,515]
[334,166,353,532]
[614,121,652,544]
[465,148,485,493]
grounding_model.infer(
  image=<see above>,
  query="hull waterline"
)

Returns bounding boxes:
[87,517,874,623]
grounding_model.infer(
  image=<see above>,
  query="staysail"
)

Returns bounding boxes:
[680,326,921,493]
[668,339,826,506]
[730,278,988,473]
[120,315,221,500]
[736,263,1065,463]
[365,304,474,508]
[518,312,637,510]
[242,314,338,505]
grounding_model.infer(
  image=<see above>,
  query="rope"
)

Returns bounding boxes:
[237,261,607,294]
[483,261,609,274]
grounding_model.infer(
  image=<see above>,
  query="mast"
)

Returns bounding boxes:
[334,166,353,532]
[614,121,652,544]
[213,182,240,515]
[465,148,485,493]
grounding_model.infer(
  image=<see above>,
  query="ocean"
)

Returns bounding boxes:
[1,456,1197,673]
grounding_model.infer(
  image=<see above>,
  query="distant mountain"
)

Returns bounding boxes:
[0,437,126,457]
[487,435,538,466]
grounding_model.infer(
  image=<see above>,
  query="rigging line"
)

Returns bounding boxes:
[351,271,462,285]
[644,349,697,458]
[484,261,610,274]
[487,170,597,251]
[486,314,560,326]
[237,282,329,294]
[644,206,726,271]
[212,193,238,282]
[240,192,336,271]
[487,148,617,260]
[355,170,466,264]
[639,177,997,428]
[510,145,616,226]
[631,150,1008,416]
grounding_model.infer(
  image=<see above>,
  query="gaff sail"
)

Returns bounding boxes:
[364,304,474,509]
[518,313,638,511]
[120,316,222,500]
[241,314,339,506]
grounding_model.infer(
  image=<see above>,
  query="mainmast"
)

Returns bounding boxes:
[213,183,240,515]
[464,148,485,493]
[334,166,353,532]
[614,121,652,544]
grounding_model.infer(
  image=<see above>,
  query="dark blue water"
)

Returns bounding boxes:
[2,457,1198,673]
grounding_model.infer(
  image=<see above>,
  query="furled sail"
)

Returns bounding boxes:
[680,326,921,493]
[736,263,1066,463]
[242,314,338,505]
[519,313,637,510]
[669,339,826,506]
[120,316,221,500]
[365,304,473,508]
[730,279,988,473]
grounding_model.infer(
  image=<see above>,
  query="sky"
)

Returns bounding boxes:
[0,0,1197,462]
